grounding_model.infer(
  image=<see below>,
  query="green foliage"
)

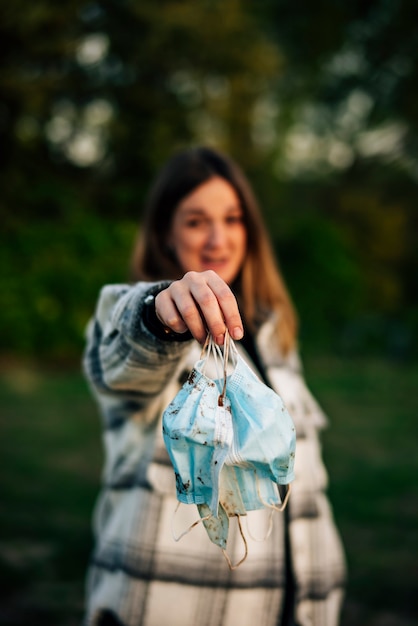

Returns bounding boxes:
[0,0,417,361]
[1,211,134,362]
[276,215,363,348]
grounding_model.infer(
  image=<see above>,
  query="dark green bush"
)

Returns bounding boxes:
[1,213,135,363]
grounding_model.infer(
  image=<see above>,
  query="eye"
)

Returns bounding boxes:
[185,218,205,228]
[226,214,244,224]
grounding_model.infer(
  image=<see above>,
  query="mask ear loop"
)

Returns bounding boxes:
[245,476,292,542]
[218,329,230,406]
[200,333,211,358]
[199,333,214,380]
[255,472,292,513]
[201,334,226,398]
[222,514,248,570]
[171,502,212,542]
[217,329,240,405]
[201,329,236,405]
[245,509,275,542]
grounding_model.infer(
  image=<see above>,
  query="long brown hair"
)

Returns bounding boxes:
[131,146,298,354]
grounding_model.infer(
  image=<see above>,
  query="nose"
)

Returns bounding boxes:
[206,222,226,247]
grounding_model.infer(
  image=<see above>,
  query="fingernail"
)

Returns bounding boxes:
[232,327,243,340]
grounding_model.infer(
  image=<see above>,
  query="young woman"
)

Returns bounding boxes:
[83,147,346,626]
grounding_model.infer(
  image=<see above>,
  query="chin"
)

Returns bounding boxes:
[214,270,232,283]
[198,264,239,285]
[221,272,239,285]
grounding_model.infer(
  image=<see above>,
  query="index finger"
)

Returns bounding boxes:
[195,271,244,342]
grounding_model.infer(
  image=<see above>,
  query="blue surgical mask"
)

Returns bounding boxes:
[162,332,296,567]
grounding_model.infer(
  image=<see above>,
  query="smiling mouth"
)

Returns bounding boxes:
[202,257,228,264]
[202,260,229,269]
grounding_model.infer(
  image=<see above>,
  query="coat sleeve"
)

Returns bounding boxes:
[82,281,193,426]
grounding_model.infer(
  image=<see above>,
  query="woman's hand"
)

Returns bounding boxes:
[154,271,244,345]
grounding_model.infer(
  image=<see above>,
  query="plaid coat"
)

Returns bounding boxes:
[83,281,346,626]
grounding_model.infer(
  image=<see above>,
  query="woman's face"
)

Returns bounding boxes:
[168,177,247,285]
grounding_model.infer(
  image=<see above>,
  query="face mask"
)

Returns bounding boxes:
[162,331,296,567]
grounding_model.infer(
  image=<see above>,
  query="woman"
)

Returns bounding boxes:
[83,147,346,626]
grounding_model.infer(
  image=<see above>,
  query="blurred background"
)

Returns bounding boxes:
[0,1,417,625]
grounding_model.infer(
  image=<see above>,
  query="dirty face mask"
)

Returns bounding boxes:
[162,331,296,568]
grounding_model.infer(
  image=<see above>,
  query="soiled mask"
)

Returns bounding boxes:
[162,331,296,568]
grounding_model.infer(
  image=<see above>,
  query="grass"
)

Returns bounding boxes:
[0,354,417,626]
[304,354,418,626]
[0,366,102,626]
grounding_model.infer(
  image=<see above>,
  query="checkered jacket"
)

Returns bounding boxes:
[83,281,346,626]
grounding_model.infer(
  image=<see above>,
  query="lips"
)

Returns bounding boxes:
[202,255,228,263]
[201,258,229,269]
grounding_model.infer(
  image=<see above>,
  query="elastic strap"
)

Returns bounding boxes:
[200,332,232,403]
[222,514,248,570]
[200,333,211,357]
[245,509,275,542]
[171,502,212,542]
[255,473,292,513]
[219,329,229,404]
[218,330,238,405]
[244,477,292,542]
